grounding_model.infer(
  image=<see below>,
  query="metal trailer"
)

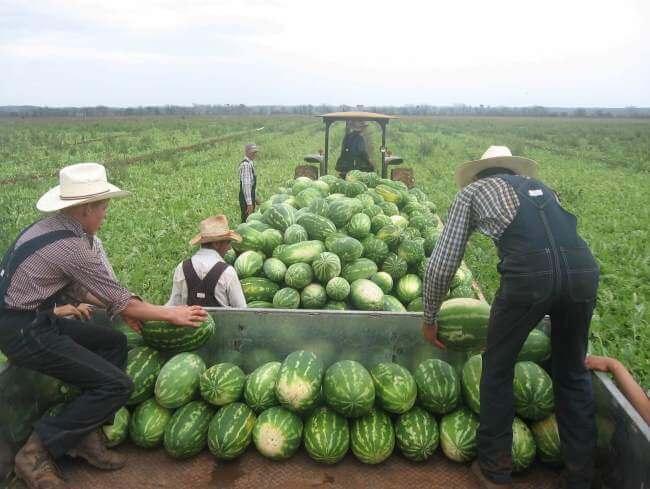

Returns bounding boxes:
[1,308,649,489]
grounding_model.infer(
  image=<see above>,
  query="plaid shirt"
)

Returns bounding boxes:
[3,213,132,317]
[423,177,520,323]
[239,158,256,205]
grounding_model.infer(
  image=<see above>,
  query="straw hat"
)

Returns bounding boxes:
[37,162,131,212]
[454,146,538,188]
[189,215,242,246]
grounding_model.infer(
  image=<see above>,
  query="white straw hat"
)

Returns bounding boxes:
[189,215,242,246]
[36,163,131,212]
[454,146,538,188]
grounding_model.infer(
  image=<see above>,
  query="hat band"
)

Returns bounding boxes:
[60,188,111,200]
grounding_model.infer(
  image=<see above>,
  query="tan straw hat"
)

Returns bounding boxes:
[37,162,131,212]
[189,215,242,246]
[454,146,538,188]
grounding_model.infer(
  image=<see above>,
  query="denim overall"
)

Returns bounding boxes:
[478,175,599,488]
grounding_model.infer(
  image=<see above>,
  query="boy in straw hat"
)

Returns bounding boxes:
[166,215,247,308]
[0,162,207,489]
[421,147,599,489]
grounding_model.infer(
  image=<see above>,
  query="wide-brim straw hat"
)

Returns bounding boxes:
[454,146,538,188]
[37,162,131,212]
[189,215,242,246]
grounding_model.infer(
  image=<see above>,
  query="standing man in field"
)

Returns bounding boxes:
[239,143,259,222]
[0,162,207,489]
[421,147,599,489]
[167,214,247,308]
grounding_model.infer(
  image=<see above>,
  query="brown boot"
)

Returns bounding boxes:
[470,460,513,489]
[67,429,125,470]
[14,432,66,489]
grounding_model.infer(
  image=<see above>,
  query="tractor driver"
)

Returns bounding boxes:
[335,120,374,178]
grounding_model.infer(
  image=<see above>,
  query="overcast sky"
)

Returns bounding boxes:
[1,0,648,107]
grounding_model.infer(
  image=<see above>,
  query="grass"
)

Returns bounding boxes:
[0,115,648,389]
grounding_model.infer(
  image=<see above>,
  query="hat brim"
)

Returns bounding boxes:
[189,231,243,246]
[454,156,538,188]
[36,184,132,213]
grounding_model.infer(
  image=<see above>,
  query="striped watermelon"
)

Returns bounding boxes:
[324,301,347,310]
[323,360,375,418]
[262,203,296,232]
[262,257,287,283]
[439,407,480,463]
[141,315,215,353]
[371,215,392,233]
[308,197,330,216]
[252,406,303,460]
[514,361,554,421]
[437,298,490,351]
[301,283,328,309]
[296,188,323,209]
[370,363,417,414]
[207,402,256,460]
[375,224,402,251]
[125,346,164,405]
[461,354,482,414]
[407,297,424,312]
[448,283,474,299]
[394,406,439,461]
[272,287,301,309]
[342,258,378,283]
[349,279,384,311]
[296,213,337,241]
[346,213,372,239]
[114,320,144,349]
[284,263,313,289]
[102,406,130,448]
[414,359,461,415]
[326,236,364,263]
[163,400,214,459]
[303,406,350,464]
[247,301,273,308]
[328,198,363,228]
[361,236,389,265]
[283,224,308,244]
[395,274,422,304]
[350,408,395,464]
[518,329,551,363]
[232,224,266,253]
[277,240,325,265]
[244,362,281,413]
[311,252,341,284]
[383,295,406,312]
[234,251,264,279]
[275,350,324,413]
[512,417,537,472]
[129,398,172,448]
[370,271,393,294]
[381,253,408,280]
[240,277,280,302]
[325,277,350,301]
[200,363,246,406]
[397,239,424,265]
[531,414,563,466]
[154,352,206,409]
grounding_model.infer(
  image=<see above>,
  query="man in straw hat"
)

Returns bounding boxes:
[0,162,207,489]
[167,215,247,308]
[239,143,260,222]
[335,120,374,178]
[421,147,599,489]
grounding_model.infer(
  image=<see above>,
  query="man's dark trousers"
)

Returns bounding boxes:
[0,310,133,458]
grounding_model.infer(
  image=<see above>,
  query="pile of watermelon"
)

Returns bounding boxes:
[224,171,477,311]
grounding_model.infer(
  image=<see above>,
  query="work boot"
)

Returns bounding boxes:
[470,460,513,489]
[67,429,125,470]
[14,432,66,489]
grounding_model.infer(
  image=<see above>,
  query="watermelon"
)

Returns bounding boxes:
[303,406,350,464]
[390,215,409,229]
[512,417,537,472]
[284,262,313,289]
[273,287,301,309]
[244,362,281,413]
[448,283,474,299]
[513,361,554,420]
[394,406,439,461]
[349,279,384,311]
[382,253,408,280]
[233,224,266,253]
[283,224,308,244]
[275,350,324,413]
[311,252,341,284]
[350,408,395,465]
[163,400,213,459]
[296,187,324,209]
[114,320,144,349]
[344,181,367,197]
[416,258,428,280]
[252,406,303,460]
[518,329,551,363]
[247,301,273,308]
[362,236,389,265]
[379,201,400,217]
[439,407,480,463]
[200,362,246,406]
[141,315,215,353]
[247,219,269,231]
[125,346,164,405]
[311,179,330,195]
[207,402,256,460]
[263,257,287,283]
[326,277,351,301]
[383,295,407,312]
[296,213,337,241]
[363,204,384,219]
[234,250,264,279]
[323,360,375,418]
[397,239,425,265]
[342,258,378,283]
[301,283,328,309]
[461,354,482,414]
[451,266,473,289]
[531,414,563,466]
[328,198,363,227]
[370,271,393,294]
[292,177,312,195]
[437,298,490,351]
[414,358,461,415]
[395,274,422,304]
[308,197,330,216]
[240,277,280,303]
[326,236,364,263]
[277,240,325,265]
[371,215,392,233]
[155,352,206,409]
[261,229,283,256]
[129,398,172,448]
[324,301,348,310]
[375,184,404,205]
[224,248,237,265]
[347,213,372,239]
[269,193,291,204]
[402,227,421,240]
[102,406,130,448]
[369,362,417,414]
[407,297,423,312]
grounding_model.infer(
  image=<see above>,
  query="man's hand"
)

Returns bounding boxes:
[122,314,144,333]
[585,355,619,373]
[422,322,446,350]
[168,305,208,328]
[53,304,92,321]
[246,204,255,216]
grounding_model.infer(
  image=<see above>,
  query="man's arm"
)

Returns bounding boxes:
[165,264,185,306]
[121,298,207,329]
[218,269,247,308]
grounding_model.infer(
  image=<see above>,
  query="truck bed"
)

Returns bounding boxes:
[13,444,560,489]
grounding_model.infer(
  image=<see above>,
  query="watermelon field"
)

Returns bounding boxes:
[0,114,649,392]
